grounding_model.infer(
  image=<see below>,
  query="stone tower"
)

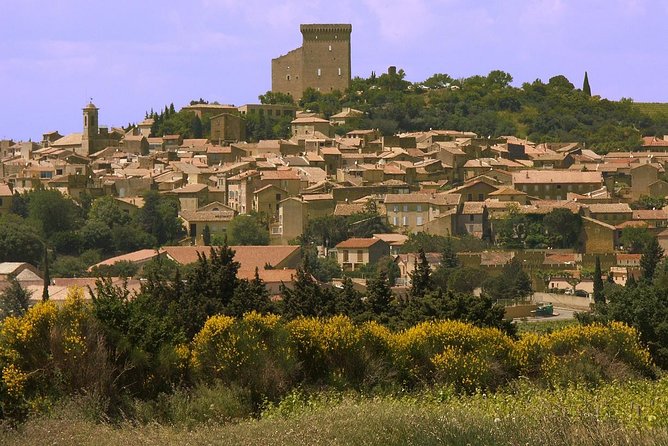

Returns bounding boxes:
[272,24,352,101]
[81,101,99,156]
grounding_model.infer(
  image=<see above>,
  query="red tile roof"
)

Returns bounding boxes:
[335,238,384,249]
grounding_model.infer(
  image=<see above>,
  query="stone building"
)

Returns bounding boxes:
[272,24,352,100]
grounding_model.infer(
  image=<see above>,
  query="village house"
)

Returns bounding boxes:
[334,238,390,272]
[512,170,604,200]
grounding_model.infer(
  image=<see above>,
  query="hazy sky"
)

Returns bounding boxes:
[1,0,667,141]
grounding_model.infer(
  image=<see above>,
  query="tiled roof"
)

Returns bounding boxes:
[335,238,384,249]
[588,203,632,214]
[334,203,365,216]
[512,170,602,184]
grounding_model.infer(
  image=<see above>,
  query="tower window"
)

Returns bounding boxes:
[317,68,321,76]
[328,45,332,51]
[338,67,342,76]
[84,116,87,126]
[286,75,291,81]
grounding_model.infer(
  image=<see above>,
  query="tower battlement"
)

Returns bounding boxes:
[272,24,352,100]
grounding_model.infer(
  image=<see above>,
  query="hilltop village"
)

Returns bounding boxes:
[1,24,668,307]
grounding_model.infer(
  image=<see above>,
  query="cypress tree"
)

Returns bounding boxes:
[410,248,433,298]
[41,244,49,301]
[640,236,664,282]
[202,224,211,246]
[593,256,605,304]
[583,71,591,97]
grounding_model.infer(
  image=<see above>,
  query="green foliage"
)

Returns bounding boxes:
[280,267,335,319]
[409,249,434,299]
[593,256,605,305]
[0,278,32,320]
[0,214,43,265]
[27,189,82,239]
[632,195,668,210]
[620,227,654,253]
[640,236,664,282]
[258,91,295,105]
[494,207,581,249]
[582,71,592,97]
[134,190,183,246]
[483,258,532,302]
[227,214,269,245]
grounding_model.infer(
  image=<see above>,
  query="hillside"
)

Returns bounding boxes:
[634,102,668,118]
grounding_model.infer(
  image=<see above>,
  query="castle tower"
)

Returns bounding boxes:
[81,101,99,156]
[272,24,352,101]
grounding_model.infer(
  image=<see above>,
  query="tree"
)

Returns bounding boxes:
[0,214,44,264]
[134,190,182,246]
[582,71,591,97]
[228,214,269,245]
[202,224,212,246]
[364,270,395,324]
[27,189,82,239]
[280,266,334,319]
[228,268,272,317]
[88,196,131,228]
[42,244,49,301]
[593,256,605,304]
[258,91,295,105]
[640,236,664,282]
[620,227,654,253]
[440,236,459,269]
[335,276,364,318]
[0,278,32,320]
[543,209,582,249]
[409,249,433,298]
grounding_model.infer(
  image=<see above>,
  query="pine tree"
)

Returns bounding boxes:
[593,256,605,304]
[583,71,591,97]
[365,270,394,323]
[440,236,459,269]
[281,267,334,319]
[640,236,664,282]
[335,276,364,317]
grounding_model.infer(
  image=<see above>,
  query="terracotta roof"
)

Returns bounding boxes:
[170,183,208,194]
[335,238,384,249]
[512,170,602,184]
[180,209,235,222]
[461,202,485,214]
[588,203,632,214]
[238,268,297,283]
[89,249,162,270]
[162,245,301,272]
[372,233,408,245]
[261,169,301,181]
[0,183,12,196]
[632,209,668,220]
[334,203,365,216]
[488,187,527,197]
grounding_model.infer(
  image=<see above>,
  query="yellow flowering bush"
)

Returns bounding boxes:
[392,320,515,386]
[432,346,496,391]
[2,364,28,398]
[191,312,297,398]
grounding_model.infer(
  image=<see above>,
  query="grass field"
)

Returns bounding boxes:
[4,379,668,446]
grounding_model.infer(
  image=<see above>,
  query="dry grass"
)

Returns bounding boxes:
[4,385,668,446]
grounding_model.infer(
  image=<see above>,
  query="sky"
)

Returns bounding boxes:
[1,0,667,142]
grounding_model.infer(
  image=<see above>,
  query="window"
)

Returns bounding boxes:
[286,75,291,81]
[469,215,475,222]
[402,205,408,212]
[357,250,363,262]
[393,205,399,213]
[328,45,332,51]
[467,193,473,201]
[343,250,349,262]
[338,67,342,76]
[276,193,282,201]
[0,198,3,206]
[417,216,423,226]
[317,68,321,76]
[402,216,408,226]
[478,193,483,201]
[556,184,561,189]
[416,205,422,212]
[393,216,398,225]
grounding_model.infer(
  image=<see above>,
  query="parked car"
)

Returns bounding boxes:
[574,289,589,297]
